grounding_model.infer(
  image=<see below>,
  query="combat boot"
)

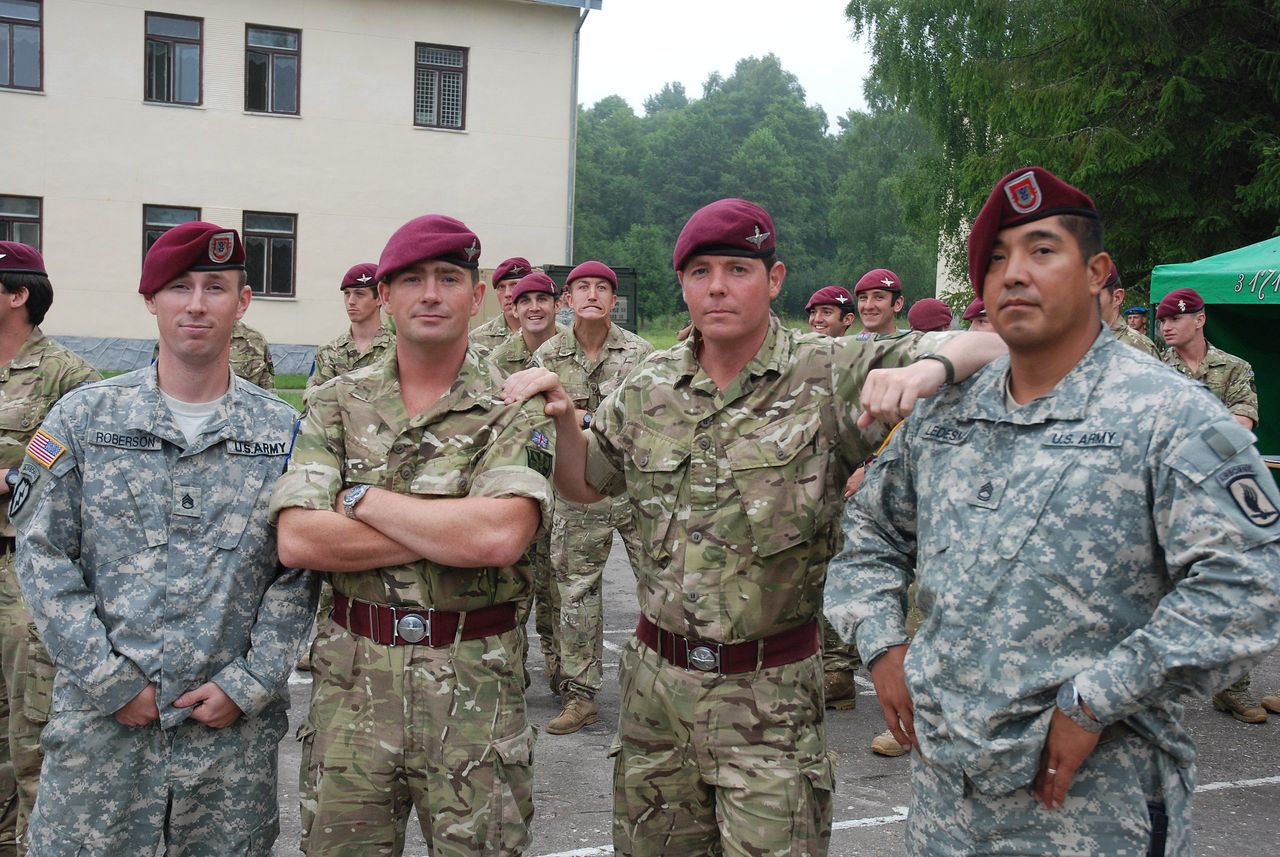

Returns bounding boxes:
[1213,688,1268,723]
[1259,690,1280,715]
[871,729,908,757]
[823,669,857,710]
[547,693,598,735]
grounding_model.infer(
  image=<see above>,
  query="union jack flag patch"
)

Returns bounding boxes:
[27,429,67,469]
[531,430,550,450]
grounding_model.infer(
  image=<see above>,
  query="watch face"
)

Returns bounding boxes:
[1056,682,1075,710]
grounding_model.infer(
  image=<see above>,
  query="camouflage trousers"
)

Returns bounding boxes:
[27,704,287,856]
[299,618,535,857]
[522,531,560,679]
[0,553,52,857]
[611,636,834,857]
[818,614,860,673]
[905,733,1169,856]
[550,498,640,698]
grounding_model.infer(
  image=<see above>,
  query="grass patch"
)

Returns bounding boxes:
[276,373,307,390]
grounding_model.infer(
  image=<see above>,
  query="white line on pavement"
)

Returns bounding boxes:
[1196,774,1280,792]
[602,640,624,654]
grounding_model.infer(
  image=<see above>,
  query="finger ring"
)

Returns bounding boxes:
[1046,768,1058,775]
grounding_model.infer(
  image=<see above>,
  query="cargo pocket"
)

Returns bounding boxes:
[23,624,54,724]
[486,726,537,854]
[791,754,837,857]
[296,722,319,853]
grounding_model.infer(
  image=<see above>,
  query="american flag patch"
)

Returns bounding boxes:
[27,429,67,469]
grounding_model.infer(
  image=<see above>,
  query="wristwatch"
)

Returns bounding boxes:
[1056,680,1104,733]
[915,352,956,386]
[3,470,18,490]
[342,484,372,520]
[581,412,594,431]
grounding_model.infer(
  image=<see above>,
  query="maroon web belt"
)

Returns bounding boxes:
[636,615,819,674]
[332,592,518,647]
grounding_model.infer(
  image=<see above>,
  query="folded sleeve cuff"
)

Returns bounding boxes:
[212,660,273,718]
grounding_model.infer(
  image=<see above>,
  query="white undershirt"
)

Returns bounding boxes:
[160,389,226,446]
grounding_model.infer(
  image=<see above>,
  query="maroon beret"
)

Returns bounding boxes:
[961,298,986,321]
[907,298,953,332]
[673,198,776,271]
[493,257,532,285]
[375,214,481,284]
[139,221,245,296]
[1156,287,1205,319]
[805,286,854,312]
[1104,263,1121,290]
[566,260,617,289]
[854,268,902,294]
[0,241,47,277]
[511,272,557,304]
[340,262,378,290]
[967,166,1098,296]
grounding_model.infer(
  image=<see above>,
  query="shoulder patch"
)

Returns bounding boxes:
[26,429,67,469]
[1222,471,1279,527]
[526,446,552,478]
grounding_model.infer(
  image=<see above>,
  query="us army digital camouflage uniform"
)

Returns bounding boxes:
[490,328,567,683]
[230,320,275,390]
[308,323,395,389]
[826,330,1280,856]
[468,314,516,359]
[584,317,932,857]
[1109,316,1160,358]
[535,323,651,699]
[11,366,315,856]
[0,330,98,856]
[269,350,555,857]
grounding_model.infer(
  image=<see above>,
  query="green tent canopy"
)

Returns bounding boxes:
[1151,235,1279,458]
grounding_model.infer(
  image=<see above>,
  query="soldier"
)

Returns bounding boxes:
[852,268,906,339]
[907,298,953,333]
[535,260,651,734]
[1157,286,1268,724]
[1125,305,1149,333]
[469,256,528,358]
[12,222,314,855]
[502,198,1005,856]
[962,297,994,332]
[827,167,1280,856]
[307,262,395,389]
[489,272,566,693]
[1100,265,1159,357]
[271,215,554,856]
[0,242,101,856]
[805,285,856,337]
[230,320,275,390]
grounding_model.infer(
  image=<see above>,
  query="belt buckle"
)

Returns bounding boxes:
[393,608,432,645]
[685,639,721,672]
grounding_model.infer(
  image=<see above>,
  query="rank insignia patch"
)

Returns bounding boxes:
[27,429,67,469]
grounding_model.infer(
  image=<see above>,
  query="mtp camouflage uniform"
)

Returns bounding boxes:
[1109,316,1160,358]
[12,367,315,856]
[269,350,555,857]
[468,314,516,360]
[827,330,1280,856]
[307,323,395,390]
[0,330,98,856]
[534,323,651,699]
[584,318,931,857]
[230,320,275,390]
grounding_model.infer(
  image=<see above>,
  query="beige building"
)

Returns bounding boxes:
[1,0,597,362]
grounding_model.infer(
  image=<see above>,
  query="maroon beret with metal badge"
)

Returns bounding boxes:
[510,272,557,304]
[967,166,1099,296]
[493,257,532,285]
[340,262,378,290]
[962,297,986,321]
[1104,263,1121,290]
[375,215,481,284]
[139,221,245,296]
[673,198,776,271]
[1155,287,1205,319]
[805,286,854,312]
[907,298,953,332]
[854,268,902,294]
[566,260,617,289]
[0,241,47,276]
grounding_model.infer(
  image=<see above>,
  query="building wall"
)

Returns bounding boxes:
[3,0,578,346]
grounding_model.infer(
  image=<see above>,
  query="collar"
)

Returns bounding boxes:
[126,363,261,446]
[680,314,790,388]
[353,348,497,431]
[5,327,49,372]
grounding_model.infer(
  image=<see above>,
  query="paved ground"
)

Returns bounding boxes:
[273,535,1280,856]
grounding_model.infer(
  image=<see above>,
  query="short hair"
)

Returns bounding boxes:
[1060,214,1105,262]
[0,272,53,326]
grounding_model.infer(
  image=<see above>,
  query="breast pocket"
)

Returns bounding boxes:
[81,448,168,568]
[408,453,474,497]
[629,440,689,563]
[725,408,829,557]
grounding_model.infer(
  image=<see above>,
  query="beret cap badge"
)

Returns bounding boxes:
[209,232,236,264]
[1004,171,1042,214]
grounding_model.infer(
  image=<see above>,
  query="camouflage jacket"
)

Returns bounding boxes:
[308,323,396,389]
[230,320,275,390]
[1162,341,1258,424]
[269,350,555,611]
[1108,316,1160,358]
[11,366,315,728]
[534,322,654,412]
[827,330,1280,848]
[468,314,516,360]
[583,316,925,644]
[1,328,100,536]
[488,325,567,379]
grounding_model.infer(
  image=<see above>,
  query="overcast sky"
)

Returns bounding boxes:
[576,0,873,131]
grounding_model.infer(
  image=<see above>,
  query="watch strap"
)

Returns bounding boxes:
[916,352,956,386]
